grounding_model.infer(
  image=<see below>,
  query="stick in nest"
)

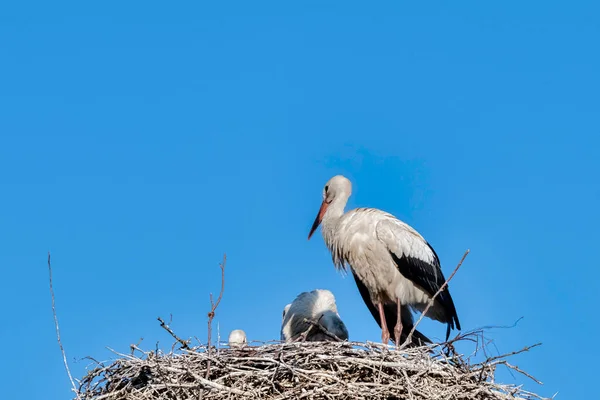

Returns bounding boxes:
[401,249,470,349]
[47,252,82,400]
[157,316,190,350]
[207,254,226,348]
[206,253,226,379]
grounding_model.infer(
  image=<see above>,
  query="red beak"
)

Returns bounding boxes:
[308,200,329,240]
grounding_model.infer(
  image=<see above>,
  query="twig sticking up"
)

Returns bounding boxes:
[486,342,542,364]
[206,254,226,378]
[130,338,144,356]
[157,317,190,350]
[47,252,81,400]
[207,254,226,347]
[402,249,470,349]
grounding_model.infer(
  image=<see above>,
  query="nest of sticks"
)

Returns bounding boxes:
[77,331,548,400]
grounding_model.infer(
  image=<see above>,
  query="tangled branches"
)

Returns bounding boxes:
[77,332,548,400]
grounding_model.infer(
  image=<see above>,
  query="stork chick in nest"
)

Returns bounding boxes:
[281,289,349,342]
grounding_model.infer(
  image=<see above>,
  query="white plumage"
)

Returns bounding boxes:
[280,289,349,342]
[228,329,247,348]
[308,175,460,345]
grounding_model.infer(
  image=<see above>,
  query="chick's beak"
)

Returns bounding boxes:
[308,200,329,240]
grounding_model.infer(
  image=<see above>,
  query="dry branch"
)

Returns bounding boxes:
[157,317,190,350]
[206,253,226,379]
[207,253,226,347]
[402,248,470,348]
[47,252,81,400]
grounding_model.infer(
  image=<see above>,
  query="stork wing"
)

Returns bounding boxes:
[351,271,431,347]
[375,219,461,338]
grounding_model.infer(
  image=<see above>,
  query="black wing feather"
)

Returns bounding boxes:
[351,271,431,347]
[389,242,461,340]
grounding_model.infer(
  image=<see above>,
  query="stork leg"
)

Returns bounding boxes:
[377,303,390,344]
[393,297,403,348]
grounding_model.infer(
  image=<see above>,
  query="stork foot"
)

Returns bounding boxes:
[394,297,403,348]
[381,328,390,345]
[377,302,391,345]
[393,322,403,349]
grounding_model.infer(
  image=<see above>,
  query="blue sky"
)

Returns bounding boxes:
[1,1,598,398]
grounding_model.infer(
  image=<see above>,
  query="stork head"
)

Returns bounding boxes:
[308,175,352,240]
[281,289,349,342]
[282,303,291,321]
[319,310,350,341]
[308,289,349,341]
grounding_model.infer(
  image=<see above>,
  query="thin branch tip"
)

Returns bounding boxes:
[206,253,227,380]
[157,317,190,350]
[47,252,81,399]
[402,248,470,348]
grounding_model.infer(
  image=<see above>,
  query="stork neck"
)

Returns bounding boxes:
[319,195,349,269]
[321,197,346,233]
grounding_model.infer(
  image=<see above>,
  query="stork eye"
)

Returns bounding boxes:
[325,185,329,192]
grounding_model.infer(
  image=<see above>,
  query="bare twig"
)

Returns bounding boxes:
[500,361,543,385]
[299,314,324,343]
[402,249,470,349]
[206,253,226,379]
[157,317,190,350]
[299,322,316,343]
[47,252,81,399]
[485,342,542,364]
[130,338,144,355]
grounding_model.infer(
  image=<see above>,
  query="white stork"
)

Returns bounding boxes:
[280,289,349,342]
[307,175,461,345]
[228,329,247,348]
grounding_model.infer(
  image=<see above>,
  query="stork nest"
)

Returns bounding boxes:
[77,334,548,400]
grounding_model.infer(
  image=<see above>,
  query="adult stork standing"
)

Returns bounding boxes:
[307,175,460,345]
[281,289,349,342]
